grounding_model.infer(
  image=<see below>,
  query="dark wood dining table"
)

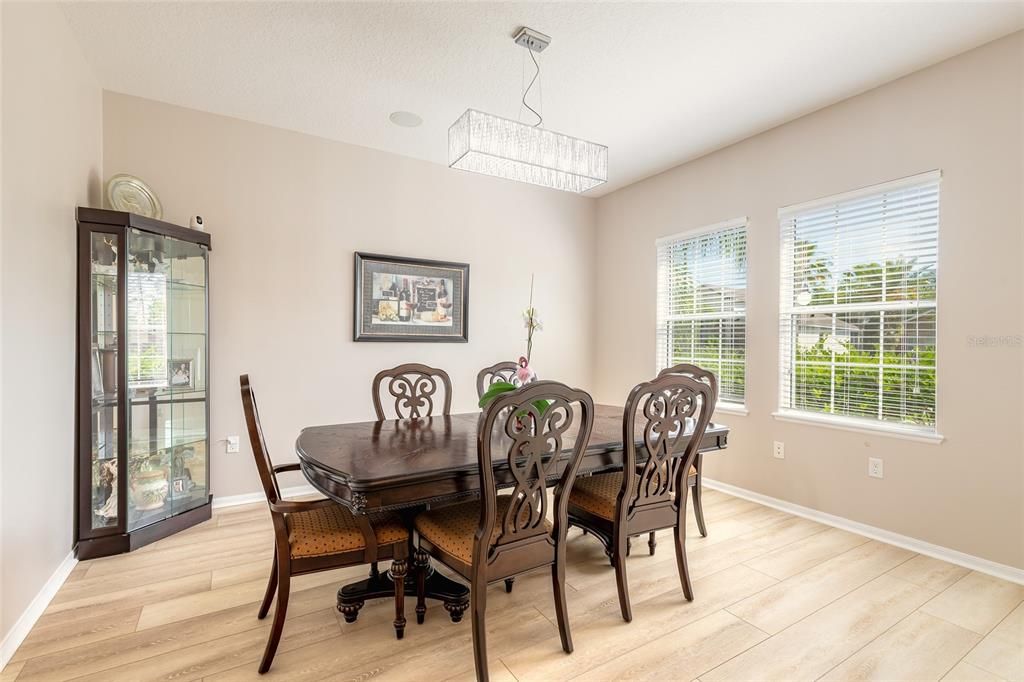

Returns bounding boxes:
[295,404,729,623]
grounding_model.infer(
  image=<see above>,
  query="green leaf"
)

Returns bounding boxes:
[478,381,516,408]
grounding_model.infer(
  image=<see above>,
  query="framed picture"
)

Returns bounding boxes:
[354,252,469,342]
[168,358,195,389]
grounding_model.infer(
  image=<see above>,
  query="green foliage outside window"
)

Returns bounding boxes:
[787,241,937,426]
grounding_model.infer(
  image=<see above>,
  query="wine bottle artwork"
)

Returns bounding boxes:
[355,253,469,342]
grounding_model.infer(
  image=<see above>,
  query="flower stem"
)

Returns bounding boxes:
[526,274,535,363]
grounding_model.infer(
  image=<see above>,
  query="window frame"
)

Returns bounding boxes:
[655,216,749,413]
[775,170,943,442]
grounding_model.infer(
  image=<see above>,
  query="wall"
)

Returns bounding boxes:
[593,32,1024,569]
[102,92,596,499]
[1,0,102,642]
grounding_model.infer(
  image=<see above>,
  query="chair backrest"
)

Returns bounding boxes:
[475,361,539,398]
[476,361,517,398]
[371,363,452,420]
[657,363,720,406]
[619,373,715,519]
[239,374,284,507]
[475,381,594,565]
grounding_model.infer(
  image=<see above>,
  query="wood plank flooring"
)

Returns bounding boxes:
[5,488,1022,681]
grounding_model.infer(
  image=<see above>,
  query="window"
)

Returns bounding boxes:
[656,218,747,407]
[778,171,940,434]
[127,271,168,389]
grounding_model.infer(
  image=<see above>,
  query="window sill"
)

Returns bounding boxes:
[715,403,749,416]
[771,410,944,444]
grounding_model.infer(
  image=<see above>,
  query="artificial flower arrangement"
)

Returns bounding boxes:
[478,275,548,413]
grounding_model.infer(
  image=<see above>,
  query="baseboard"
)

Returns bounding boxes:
[703,477,1024,586]
[0,551,78,671]
[212,484,316,510]
[0,486,317,672]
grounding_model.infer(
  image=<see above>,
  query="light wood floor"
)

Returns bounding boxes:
[4,489,1022,681]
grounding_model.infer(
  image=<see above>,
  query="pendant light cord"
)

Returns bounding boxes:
[522,47,543,128]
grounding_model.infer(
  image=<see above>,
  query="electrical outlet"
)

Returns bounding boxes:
[226,436,240,453]
[773,441,785,459]
[868,457,884,479]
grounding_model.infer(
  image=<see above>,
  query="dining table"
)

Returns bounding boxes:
[295,403,729,624]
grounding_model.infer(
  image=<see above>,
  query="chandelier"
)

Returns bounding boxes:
[448,27,608,194]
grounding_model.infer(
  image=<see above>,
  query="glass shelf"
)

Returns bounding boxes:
[96,270,205,292]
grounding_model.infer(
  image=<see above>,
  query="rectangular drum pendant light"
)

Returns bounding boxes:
[448,109,608,193]
[447,27,608,194]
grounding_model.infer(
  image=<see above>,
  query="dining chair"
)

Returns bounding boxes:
[657,363,719,541]
[475,359,536,591]
[413,381,595,682]
[475,360,538,398]
[567,373,715,622]
[372,362,452,420]
[367,363,452,582]
[240,374,410,673]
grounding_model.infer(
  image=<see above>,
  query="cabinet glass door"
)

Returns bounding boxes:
[89,232,120,530]
[166,235,209,518]
[126,229,209,531]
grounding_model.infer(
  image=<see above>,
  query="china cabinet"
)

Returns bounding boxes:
[75,207,212,559]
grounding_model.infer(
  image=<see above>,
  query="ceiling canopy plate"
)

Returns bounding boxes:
[513,26,551,53]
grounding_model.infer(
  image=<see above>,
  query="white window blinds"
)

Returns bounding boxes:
[127,271,168,388]
[656,219,747,405]
[778,171,940,432]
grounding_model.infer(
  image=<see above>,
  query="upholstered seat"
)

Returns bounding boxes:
[287,506,408,559]
[569,466,697,521]
[415,495,551,565]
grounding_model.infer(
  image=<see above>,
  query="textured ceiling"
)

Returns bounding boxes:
[62,2,1023,196]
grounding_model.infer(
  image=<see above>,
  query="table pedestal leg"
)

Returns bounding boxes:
[337,559,469,624]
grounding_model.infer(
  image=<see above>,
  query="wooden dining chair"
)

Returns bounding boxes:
[367,363,452,582]
[372,363,452,420]
[657,363,719,541]
[474,361,542,594]
[475,360,535,398]
[240,374,410,673]
[413,381,595,682]
[567,373,715,622]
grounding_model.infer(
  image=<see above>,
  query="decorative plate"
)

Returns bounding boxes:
[105,174,163,219]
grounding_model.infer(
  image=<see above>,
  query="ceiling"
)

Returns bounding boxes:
[62,2,1023,196]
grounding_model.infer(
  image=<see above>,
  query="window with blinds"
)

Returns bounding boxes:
[778,171,939,432]
[127,271,168,388]
[656,219,747,405]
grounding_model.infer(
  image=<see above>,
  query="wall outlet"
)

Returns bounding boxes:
[773,441,785,459]
[226,435,240,453]
[868,457,884,479]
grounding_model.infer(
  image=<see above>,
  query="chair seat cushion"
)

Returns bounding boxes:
[415,495,552,565]
[568,465,698,521]
[286,504,408,559]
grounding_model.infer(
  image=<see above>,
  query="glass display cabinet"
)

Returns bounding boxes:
[75,207,212,559]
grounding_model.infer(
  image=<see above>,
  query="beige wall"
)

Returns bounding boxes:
[102,92,596,499]
[594,32,1024,569]
[1,2,102,638]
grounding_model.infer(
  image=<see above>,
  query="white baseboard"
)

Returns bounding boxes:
[0,551,77,671]
[212,484,316,510]
[0,484,318,674]
[703,477,1024,586]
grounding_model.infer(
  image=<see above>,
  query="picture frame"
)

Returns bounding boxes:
[167,358,195,389]
[354,252,470,342]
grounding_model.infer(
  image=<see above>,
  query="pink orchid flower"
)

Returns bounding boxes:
[516,356,536,385]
